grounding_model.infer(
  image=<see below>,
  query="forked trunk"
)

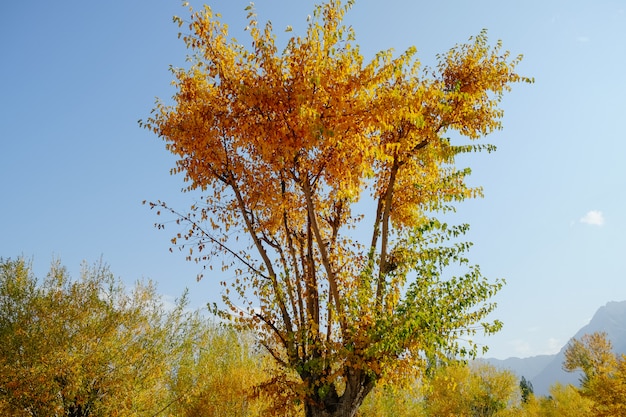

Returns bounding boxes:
[303,369,375,417]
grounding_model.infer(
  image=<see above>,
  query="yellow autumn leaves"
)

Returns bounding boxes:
[142,0,530,414]
[0,258,271,417]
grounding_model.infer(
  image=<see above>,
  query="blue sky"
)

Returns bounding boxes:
[1,0,625,360]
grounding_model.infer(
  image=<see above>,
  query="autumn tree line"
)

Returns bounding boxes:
[2,257,625,416]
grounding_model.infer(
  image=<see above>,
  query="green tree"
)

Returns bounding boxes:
[143,1,530,415]
[519,376,534,404]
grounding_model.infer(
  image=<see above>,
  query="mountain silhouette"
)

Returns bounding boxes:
[484,300,626,396]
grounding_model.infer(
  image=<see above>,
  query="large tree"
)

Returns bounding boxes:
[143,1,530,415]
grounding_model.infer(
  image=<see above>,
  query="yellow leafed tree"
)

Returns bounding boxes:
[521,383,595,417]
[0,257,269,417]
[422,362,520,417]
[0,258,176,416]
[563,332,626,416]
[143,1,531,415]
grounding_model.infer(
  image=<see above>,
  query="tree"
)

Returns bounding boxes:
[168,324,275,417]
[563,332,626,416]
[357,380,425,417]
[0,258,179,415]
[563,332,616,389]
[530,383,594,417]
[142,1,530,415]
[422,362,520,417]
[519,376,534,404]
[0,257,233,416]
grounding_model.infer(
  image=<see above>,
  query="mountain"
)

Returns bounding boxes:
[484,355,553,381]
[484,300,626,396]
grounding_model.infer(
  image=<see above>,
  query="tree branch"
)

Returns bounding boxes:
[227,174,296,352]
[300,177,345,332]
[148,200,268,280]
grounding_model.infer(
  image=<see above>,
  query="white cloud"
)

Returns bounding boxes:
[580,210,605,226]
[507,337,564,358]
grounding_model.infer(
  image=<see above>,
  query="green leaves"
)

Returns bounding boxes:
[143,0,529,414]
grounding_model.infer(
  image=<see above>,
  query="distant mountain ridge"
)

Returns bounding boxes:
[485,355,553,382]
[484,300,626,396]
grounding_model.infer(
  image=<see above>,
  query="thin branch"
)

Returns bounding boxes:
[227,174,296,351]
[150,201,268,280]
[254,313,289,354]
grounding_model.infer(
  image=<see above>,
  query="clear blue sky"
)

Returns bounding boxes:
[2,0,625,360]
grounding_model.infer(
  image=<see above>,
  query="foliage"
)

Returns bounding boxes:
[142,0,530,415]
[520,383,594,417]
[357,380,425,417]
[0,257,170,416]
[563,331,616,389]
[422,362,520,417]
[0,257,268,417]
[355,359,613,417]
[563,332,626,416]
[519,376,533,404]
[6,266,621,417]
[168,324,273,417]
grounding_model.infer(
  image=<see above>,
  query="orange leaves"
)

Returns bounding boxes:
[144,1,529,414]
[435,30,532,140]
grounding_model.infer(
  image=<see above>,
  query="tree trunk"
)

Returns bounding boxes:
[304,369,375,417]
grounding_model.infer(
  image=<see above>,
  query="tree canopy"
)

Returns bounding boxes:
[0,258,268,417]
[142,1,531,415]
[563,332,626,416]
[0,258,179,416]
